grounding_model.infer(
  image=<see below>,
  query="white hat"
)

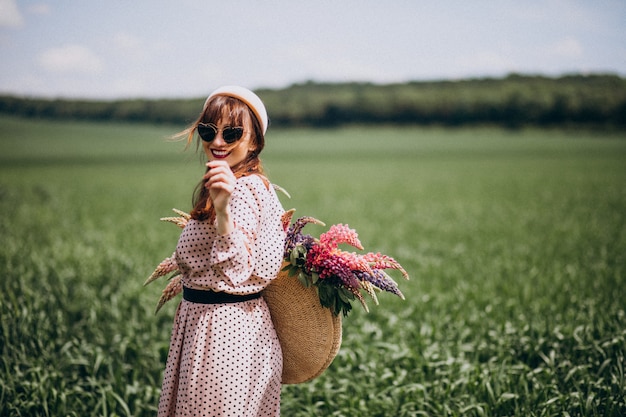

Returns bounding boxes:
[204,85,268,134]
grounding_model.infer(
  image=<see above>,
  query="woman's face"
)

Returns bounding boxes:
[202,112,256,167]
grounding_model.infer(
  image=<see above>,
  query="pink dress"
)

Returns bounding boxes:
[158,175,285,417]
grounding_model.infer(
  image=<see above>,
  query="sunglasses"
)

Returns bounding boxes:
[197,123,245,144]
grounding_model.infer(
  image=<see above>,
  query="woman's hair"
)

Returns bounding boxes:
[176,95,266,221]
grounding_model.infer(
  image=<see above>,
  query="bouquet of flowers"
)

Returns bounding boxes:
[145,208,409,317]
[281,209,409,316]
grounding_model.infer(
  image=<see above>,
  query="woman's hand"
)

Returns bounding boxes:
[204,161,236,235]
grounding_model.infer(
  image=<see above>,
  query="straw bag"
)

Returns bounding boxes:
[262,263,342,384]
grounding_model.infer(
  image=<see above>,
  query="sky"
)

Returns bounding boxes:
[0,0,625,100]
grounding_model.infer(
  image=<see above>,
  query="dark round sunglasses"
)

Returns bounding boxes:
[197,123,245,144]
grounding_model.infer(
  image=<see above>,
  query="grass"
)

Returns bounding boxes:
[0,115,625,416]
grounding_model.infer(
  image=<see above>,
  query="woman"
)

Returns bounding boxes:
[158,86,285,417]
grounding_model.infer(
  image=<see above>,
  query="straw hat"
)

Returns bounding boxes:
[262,263,342,384]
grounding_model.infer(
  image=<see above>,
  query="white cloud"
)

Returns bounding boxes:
[0,0,23,28]
[38,45,104,73]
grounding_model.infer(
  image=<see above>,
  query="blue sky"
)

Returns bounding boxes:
[1,0,625,99]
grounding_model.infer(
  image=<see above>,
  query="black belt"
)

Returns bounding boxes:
[183,286,261,304]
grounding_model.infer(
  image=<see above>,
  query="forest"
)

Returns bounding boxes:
[1,73,625,128]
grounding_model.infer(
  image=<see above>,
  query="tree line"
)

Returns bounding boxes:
[1,74,625,128]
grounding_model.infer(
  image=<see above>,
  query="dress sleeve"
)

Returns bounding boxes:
[209,175,285,288]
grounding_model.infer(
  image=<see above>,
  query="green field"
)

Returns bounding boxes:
[1,115,625,416]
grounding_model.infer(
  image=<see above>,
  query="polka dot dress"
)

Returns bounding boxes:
[158,175,285,417]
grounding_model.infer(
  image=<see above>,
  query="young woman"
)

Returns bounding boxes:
[158,86,285,416]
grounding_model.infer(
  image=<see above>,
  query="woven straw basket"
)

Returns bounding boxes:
[262,264,342,384]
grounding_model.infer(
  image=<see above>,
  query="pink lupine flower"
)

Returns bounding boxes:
[362,252,409,280]
[319,224,363,250]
